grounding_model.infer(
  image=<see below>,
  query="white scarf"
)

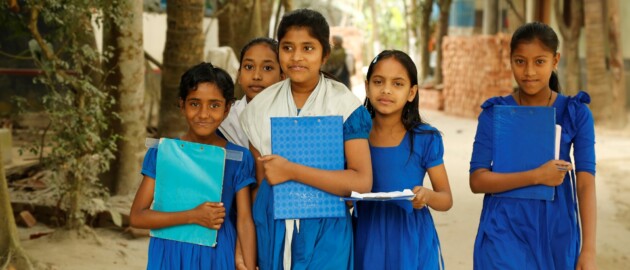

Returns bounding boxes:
[239,74,361,268]
[240,74,361,155]
[218,96,248,148]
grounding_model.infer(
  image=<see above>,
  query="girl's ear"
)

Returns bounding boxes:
[553,52,560,69]
[322,52,331,66]
[408,85,418,102]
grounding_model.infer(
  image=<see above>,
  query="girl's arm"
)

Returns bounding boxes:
[249,144,265,201]
[469,159,572,194]
[259,138,372,196]
[411,164,453,211]
[576,171,597,269]
[129,175,226,229]
[235,186,257,270]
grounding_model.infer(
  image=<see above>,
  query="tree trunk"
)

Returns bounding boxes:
[554,0,583,96]
[367,0,380,59]
[405,0,417,62]
[607,0,627,128]
[583,0,611,124]
[0,145,35,270]
[418,0,433,83]
[483,0,498,34]
[158,0,206,138]
[217,0,274,56]
[435,0,452,84]
[105,0,147,195]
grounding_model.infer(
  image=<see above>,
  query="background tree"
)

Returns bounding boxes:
[103,0,147,195]
[583,0,611,124]
[434,0,452,84]
[554,0,583,96]
[417,0,433,83]
[0,146,34,270]
[2,1,120,231]
[217,0,275,56]
[158,0,206,138]
[482,0,498,34]
[607,0,627,127]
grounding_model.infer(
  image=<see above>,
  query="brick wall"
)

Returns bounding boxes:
[442,34,514,118]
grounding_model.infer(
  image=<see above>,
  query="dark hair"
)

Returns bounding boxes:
[364,50,438,160]
[510,22,561,93]
[277,8,331,60]
[178,62,234,103]
[239,37,279,65]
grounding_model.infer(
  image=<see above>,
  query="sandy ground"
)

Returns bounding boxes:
[15,108,630,269]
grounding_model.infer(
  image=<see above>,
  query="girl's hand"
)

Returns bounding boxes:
[575,250,597,270]
[192,202,225,230]
[258,155,294,185]
[411,186,431,209]
[536,160,573,187]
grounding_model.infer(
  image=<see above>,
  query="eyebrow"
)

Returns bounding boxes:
[512,54,550,58]
[186,97,225,102]
[243,58,277,63]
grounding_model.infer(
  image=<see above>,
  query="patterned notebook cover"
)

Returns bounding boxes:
[271,116,347,219]
[152,138,226,246]
[492,106,556,201]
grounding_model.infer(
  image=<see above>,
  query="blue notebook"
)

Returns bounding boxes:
[151,138,226,247]
[270,116,347,219]
[492,106,556,201]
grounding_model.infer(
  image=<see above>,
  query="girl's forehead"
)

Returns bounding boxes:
[512,39,555,55]
[281,27,317,42]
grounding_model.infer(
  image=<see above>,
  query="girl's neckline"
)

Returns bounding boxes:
[369,130,409,149]
[508,92,559,107]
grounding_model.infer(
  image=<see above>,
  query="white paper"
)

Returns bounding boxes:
[350,189,415,200]
[555,125,561,160]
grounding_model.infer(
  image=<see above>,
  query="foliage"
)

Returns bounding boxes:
[362,1,408,50]
[1,0,123,229]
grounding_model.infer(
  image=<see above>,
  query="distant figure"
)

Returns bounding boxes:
[323,35,352,89]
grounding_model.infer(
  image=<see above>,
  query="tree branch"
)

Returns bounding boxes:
[506,0,525,25]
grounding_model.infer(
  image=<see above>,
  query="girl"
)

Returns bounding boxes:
[130,62,257,270]
[469,22,596,269]
[239,9,373,270]
[219,37,283,148]
[354,50,453,270]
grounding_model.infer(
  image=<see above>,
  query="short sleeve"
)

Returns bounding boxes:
[415,126,444,169]
[343,106,372,141]
[234,149,257,192]
[141,148,158,179]
[569,93,596,175]
[469,107,494,173]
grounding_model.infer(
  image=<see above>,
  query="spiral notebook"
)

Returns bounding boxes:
[151,138,225,247]
[492,106,557,201]
[271,116,347,219]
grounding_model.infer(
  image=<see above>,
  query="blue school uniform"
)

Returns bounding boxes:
[253,106,372,270]
[354,125,444,270]
[470,91,596,269]
[141,141,256,270]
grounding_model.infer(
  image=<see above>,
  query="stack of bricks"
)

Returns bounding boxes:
[418,85,444,111]
[441,34,514,118]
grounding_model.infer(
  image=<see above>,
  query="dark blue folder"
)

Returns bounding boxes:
[492,106,556,201]
[270,116,347,219]
[152,138,225,246]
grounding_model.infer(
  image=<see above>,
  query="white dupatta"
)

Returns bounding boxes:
[239,74,361,268]
[240,74,361,155]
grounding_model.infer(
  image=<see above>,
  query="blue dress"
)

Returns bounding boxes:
[354,125,445,270]
[141,142,256,270]
[253,106,372,270]
[470,91,596,269]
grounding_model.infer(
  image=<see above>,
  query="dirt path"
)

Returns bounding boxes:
[17,109,630,269]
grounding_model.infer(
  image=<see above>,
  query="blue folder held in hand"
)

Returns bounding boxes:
[152,138,226,246]
[270,116,347,219]
[492,106,556,201]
